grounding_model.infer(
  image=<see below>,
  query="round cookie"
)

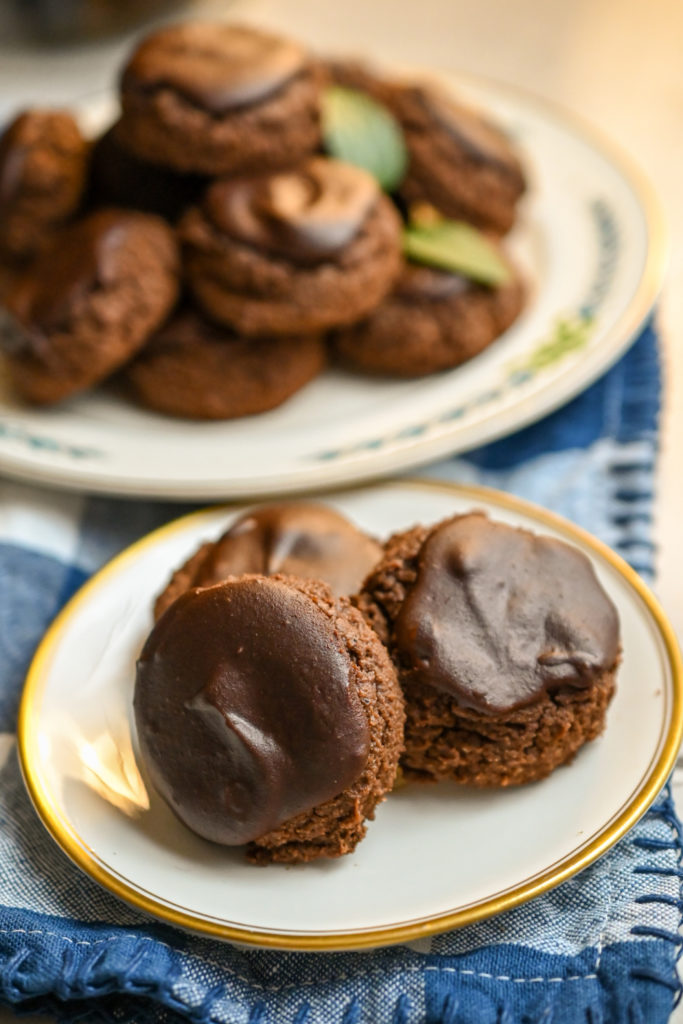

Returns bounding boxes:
[0,109,90,262]
[325,62,526,234]
[135,574,405,863]
[126,305,324,420]
[117,22,323,176]
[392,83,527,235]
[154,501,382,619]
[1,209,179,405]
[332,258,525,377]
[88,122,208,223]
[180,156,402,336]
[358,513,620,787]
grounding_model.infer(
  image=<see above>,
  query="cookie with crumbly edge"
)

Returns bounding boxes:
[135,574,405,864]
[357,513,620,786]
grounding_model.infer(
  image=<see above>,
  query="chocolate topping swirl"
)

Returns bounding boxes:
[190,503,382,598]
[135,577,371,846]
[204,157,379,264]
[122,23,307,114]
[394,514,620,713]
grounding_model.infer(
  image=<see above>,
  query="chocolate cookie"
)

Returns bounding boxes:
[88,122,208,223]
[393,83,527,234]
[154,502,382,619]
[117,22,322,176]
[358,513,620,786]
[180,157,402,336]
[126,305,324,420]
[332,258,524,377]
[135,575,405,863]
[0,109,89,262]
[326,62,526,234]
[1,209,179,405]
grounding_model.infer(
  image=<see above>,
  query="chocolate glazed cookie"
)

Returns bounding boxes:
[118,23,323,175]
[326,61,526,235]
[135,575,405,863]
[126,305,325,420]
[358,513,620,786]
[1,209,179,405]
[154,502,383,619]
[0,109,90,262]
[180,157,402,335]
[394,84,527,234]
[332,258,525,377]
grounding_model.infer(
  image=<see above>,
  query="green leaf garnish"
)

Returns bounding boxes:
[321,86,408,192]
[403,220,512,286]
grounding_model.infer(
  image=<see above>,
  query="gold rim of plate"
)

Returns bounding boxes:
[17,480,683,950]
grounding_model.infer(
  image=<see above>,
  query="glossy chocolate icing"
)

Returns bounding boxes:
[394,514,620,713]
[204,157,378,264]
[135,577,370,845]
[122,23,307,114]
[394,262,470,301]
[414,86,523,179]
[8,211,135,337]
[190,503,382,597]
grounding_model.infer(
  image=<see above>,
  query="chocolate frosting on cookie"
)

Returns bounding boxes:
[394,262,470,301]
[10,210,138,333]
[122,23,307,114]
[394,514,620,713]
[135,577,370,845]
[413,86,524,180]
[204,157,379,264]
[192,503,382,597]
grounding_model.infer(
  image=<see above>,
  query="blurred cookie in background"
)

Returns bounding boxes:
[118,22,324,175]
[1,209,179,404]
[180,157,402,336]
[0,109,90,262]
[126,304,326,421]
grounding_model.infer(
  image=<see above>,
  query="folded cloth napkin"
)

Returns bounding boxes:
[0,321,680,1024]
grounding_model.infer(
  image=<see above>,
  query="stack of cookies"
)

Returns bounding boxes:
[135,501,621,864]
[0,21,527,419]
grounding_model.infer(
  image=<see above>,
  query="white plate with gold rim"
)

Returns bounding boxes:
[18,480,683,950]
[0,70,667,499]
